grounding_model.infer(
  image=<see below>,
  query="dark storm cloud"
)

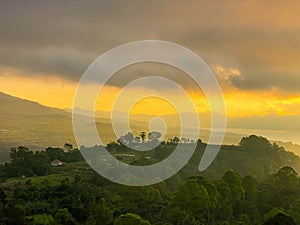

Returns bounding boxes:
[230,70,300,92]
[0,0,299,92]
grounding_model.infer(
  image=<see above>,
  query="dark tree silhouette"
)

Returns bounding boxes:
[263,213,296,225]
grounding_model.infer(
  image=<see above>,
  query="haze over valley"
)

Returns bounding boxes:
[1,91,299,164]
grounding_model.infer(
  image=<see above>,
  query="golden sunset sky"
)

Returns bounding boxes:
[0,1,300,119]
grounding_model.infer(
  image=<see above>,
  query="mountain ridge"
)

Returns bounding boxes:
[0,91,300,163]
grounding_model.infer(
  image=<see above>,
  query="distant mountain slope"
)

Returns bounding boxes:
[0,92,65,115]
[0,92,137,162]
[0,92,75,160]
[0,92,300,163]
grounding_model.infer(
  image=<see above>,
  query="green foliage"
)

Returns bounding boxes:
[263,208,284,222]
[1,146,84,179]
[274,166,298,190]
[0,135,300,224]
[26,214,56,225]
[114,213,151,225]
[4,146,44,177]
[55,208,78,225]
[139,132,146,143]
[213,180,234,222]
[223,170,245,202]
[242,175,258,202]
[94,198,113,225]
[0,165,299,225]
[239,135,271,153]
[263,212,296,225]
[46,147,83,163]
[168,179,210,223]
[4,203,25,225]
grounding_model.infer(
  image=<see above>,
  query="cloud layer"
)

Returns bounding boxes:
[0,0,300,93]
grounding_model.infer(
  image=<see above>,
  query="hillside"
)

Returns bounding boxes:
[1,135,300,224]
[1,92,300,164]
[0,92,75,155]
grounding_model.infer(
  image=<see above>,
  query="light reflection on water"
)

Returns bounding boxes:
[226,128,300,145]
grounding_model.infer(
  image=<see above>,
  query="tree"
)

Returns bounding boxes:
[31,151,50,176]
[4,147,50,177]
[288,198,300,224]
[149,131,161,142]
[64,143,74,151]
[26,214,56,225]
[139,132,146,143]
[213,180,233,222]
[114,213,151,225]
[188,176,220,223]
[45,147,65,161]
[239,135,271,154]
[223,170,245,202]
[118,132,135,146]
[116,186,162,222]
[95,198,113,225]
[242,175,258,202]
[4,203,25,225]
[274,166,298,191]
[172,136,180,144]
[8,146,34,177]
[73,174,82,184]
[263,213,296,225]
[169,179,210,222]
[167,207,196,225]
[55,208,78,225]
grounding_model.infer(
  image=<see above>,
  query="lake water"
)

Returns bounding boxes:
[226,128,300,145]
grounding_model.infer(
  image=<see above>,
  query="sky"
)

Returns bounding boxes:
[0,0,300,119]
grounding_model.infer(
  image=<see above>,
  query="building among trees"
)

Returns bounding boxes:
[50,159,63,167]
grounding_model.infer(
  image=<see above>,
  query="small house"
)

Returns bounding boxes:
[51,159,63,167]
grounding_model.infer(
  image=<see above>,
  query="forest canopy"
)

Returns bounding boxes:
[0,135,300,225]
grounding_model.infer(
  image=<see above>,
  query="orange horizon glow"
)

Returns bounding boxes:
[1,73,300,118]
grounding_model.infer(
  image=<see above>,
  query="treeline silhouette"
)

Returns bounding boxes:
[0,166,299,224]
[0,135,300,224]
[0,145,83,178]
